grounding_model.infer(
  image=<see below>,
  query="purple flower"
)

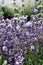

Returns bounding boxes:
[31,37,38,43]
[33,8,38,14]
[23,21,32,27]
[13,17,19,21]
[2,46,8,52]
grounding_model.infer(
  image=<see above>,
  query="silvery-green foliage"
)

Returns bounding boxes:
[35,0,43,17]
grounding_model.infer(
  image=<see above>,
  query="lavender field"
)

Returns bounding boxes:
[0,0,43,65]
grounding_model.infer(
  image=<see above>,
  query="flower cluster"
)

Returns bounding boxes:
[0,13,43,65]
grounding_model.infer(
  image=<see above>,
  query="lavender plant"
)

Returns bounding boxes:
[0,8,43,65]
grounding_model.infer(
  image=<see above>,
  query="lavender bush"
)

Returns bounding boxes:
[0,0,43,64]
[0,12,43,65]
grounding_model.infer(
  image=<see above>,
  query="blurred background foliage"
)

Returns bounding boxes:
[0,6,4,15]
[0,6,14,19]
[2,6,14,19]
[0,0,43,19]
[36,0,43,17]
[0,0,35,19]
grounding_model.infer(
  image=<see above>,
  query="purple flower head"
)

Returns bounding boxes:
[16,25,21,31]
[13,17,19,21]
[31,37,38,43]
[2,46,8,52]
[33,8,38,14]
[5,18,11,25]
[23,21,32,28]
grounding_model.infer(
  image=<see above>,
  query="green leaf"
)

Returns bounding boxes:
[0,55,3,65]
